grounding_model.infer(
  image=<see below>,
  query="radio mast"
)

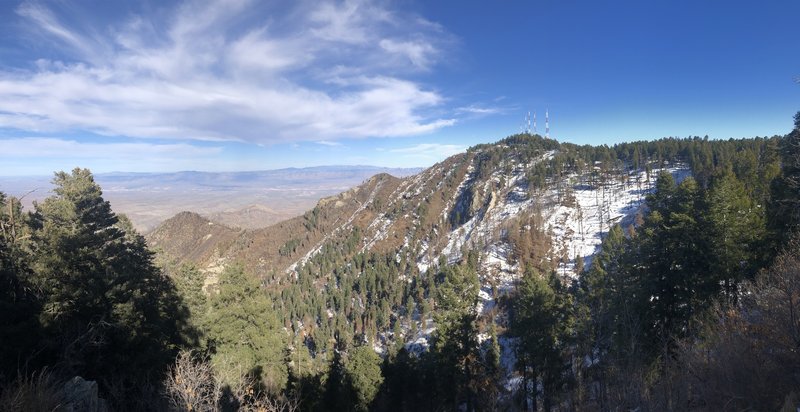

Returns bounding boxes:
[545,109,550,138]
[526,111,531,134]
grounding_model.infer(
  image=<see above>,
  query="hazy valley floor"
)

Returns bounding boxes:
[0,166,421,232]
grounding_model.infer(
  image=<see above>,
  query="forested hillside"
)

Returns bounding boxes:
[2,112,799,411]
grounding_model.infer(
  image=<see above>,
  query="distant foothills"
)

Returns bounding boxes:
[0,165,422,231]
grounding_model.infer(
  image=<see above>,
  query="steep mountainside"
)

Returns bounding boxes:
[149,172,407,278]
[150,136,684,280]
[148,135,688,342]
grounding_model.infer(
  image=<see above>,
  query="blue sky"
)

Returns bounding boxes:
[0,0,798,175]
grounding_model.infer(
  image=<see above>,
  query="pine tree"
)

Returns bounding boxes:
[172,263,208,340]
[344,344,384,412]
[205,263,288,392]
[704,170,765,300]
[574,253,585,275]
[511,267,574,411]
[577,224,629,405]
[770,112,800,243]
[28,168,189,386]
[0,193,40,380]
[637,176,708,355]
[475,323,503,410]
[431,260,481,411]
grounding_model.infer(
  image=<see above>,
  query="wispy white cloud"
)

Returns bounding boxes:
[0,137,222,158]
[456,105,505,115]
[389,143,465,159]
[316,140,343,147]
[379,39,437,69]
[309,0,385,44]
[15,2,107,62]
[1,0,456,144]
[0,137,227,175]
[456,106,500,114]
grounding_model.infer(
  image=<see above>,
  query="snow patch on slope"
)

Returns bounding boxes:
[544,166,691,277]
[437,153,552,313]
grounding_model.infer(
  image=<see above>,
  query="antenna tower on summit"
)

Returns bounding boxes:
[526,111,531,134]
[545,109,550,138]
[533,111,537,134]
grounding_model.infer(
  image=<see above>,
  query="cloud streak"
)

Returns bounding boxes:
[454,103,516,120]
[1,0,456,144]
[0,137,227,175]
[316,140,343,147]
[389,143,465,163]
[0,138,222,158]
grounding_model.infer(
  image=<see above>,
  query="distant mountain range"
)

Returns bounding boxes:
[95,166,423,189]
[0,166,422,231]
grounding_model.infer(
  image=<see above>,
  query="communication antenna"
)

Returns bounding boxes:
[545,109,550,138]
[533,111,537,134]
[526,111,532,134]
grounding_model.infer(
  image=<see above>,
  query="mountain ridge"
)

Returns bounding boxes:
[147,134,685,301]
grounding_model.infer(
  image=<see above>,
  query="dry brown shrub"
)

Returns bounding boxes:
[0,368,66,411]
[164,351,299,412]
